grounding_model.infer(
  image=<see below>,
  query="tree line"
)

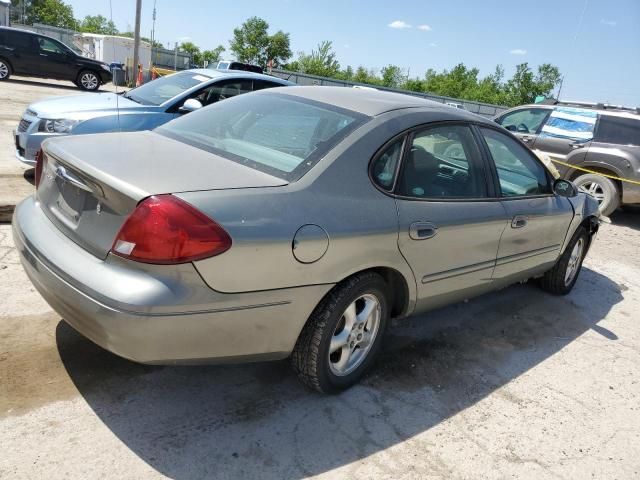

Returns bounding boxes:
[9,2,561,106]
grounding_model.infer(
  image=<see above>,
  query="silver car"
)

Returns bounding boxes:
[14,68,293,164]
[13,87,600,393]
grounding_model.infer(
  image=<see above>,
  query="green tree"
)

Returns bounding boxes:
[202,45,226,66]
[295,41,340,77]
[79,14,117,34]
[179,41,201,66]
[24,0,75,29]
[380,64,404,88]
[504,63,561,106]
[230,16,292,66]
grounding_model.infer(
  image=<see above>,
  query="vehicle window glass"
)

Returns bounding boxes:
[539,107,596,141]
[124,71,212,106]
[156,92,367,181]
[8,32,32,49]
[371,138,404,191]
[397,124,486,198]
[481,127,551,197]
[38,37,65,55]
[217,62,229,69]
[594,116,640,146]
[193,80,252,106]
[498,108,549,134]
[253,80,282,91]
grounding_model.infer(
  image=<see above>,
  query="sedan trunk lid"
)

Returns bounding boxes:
[38,131,288,258]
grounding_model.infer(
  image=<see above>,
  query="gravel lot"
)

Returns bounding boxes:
[1,78,639,480]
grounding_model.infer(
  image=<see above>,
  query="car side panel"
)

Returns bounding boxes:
[71,112,179,135]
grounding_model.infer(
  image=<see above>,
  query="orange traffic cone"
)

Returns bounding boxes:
[136,64,143,87]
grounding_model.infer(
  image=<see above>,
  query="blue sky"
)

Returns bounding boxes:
[67,0,640,106]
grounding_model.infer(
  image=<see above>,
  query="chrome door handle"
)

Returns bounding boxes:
[409,222,438,240]
[511,215,528,228]
[521,136,532,143]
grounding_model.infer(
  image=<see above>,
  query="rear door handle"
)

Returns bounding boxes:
[511,215,528,228]
[409,222,438,240]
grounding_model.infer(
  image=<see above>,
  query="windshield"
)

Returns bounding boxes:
[156,92,368,180]
[124,71,212,106]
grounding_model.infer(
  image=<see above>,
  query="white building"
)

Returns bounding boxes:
[0,0,10,27]
[75,33,151,67]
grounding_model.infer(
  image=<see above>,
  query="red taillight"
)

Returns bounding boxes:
[111,195,232,264]
[34,149,44,189]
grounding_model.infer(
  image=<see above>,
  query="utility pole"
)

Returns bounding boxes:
[150,0,156,68]
[132,0,142,81]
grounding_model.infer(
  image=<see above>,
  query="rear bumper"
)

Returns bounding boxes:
[12,196,332,364]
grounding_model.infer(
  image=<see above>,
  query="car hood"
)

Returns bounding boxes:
[29,93,145,118]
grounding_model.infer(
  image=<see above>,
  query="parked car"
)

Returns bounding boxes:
[13,87,599,393]
[446,101,465,110]
[14,68,293,164]
[0,26,112,90]
[211,60,263,73]
[494,101,640,216]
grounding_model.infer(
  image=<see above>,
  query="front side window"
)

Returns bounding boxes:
[481,127,551,197]
[397,124,487,198]
[157,92,367,180]
[594,116,640,146]
[38,37,65,55]
[124,71,213,106]
[498,108,549,134]
[192,80,252,106]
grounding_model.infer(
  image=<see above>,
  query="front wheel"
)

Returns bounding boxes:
[574,173,620,217]
[291,272,389,393]
[77,70,100,91]
[540,227,588,295]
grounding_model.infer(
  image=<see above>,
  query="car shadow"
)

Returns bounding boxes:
[6,77,109,92]
[57,267,623,479]
[610,207,640,231]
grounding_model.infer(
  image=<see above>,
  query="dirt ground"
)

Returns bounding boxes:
[1,78,640,479]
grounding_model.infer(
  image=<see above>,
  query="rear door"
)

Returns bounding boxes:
[495,107,551,149]
[3,30,38,74]
[478,127,573,279]
[389,123,508,312]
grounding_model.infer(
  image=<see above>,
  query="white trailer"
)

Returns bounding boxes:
[76,33,151,67]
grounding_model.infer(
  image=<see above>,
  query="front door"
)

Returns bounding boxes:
[393,123,508,312]
[478,127,574,279]
[35,36,75,80]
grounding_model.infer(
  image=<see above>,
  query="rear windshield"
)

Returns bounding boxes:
[123,71,212,105]
[156,92,368,180]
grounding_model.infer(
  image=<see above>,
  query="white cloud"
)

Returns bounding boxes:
[388,20,411,29]
[417,24,432,31]
[509,48,527,55]
[600,19,617,26]
[429,42,437,47]
[343,44,350,49]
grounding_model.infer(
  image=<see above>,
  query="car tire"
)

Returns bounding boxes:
[77,70,100,91]
[540,227,589,295]
[291,272,389,393]
[0,58,11,81]
[573,173,620,217]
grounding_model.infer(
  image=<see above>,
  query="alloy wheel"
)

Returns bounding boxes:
[564,237,584,286]
[578,181,605,205]
[0,62,8,79]
[328,293,381,376]
[80,72,99,90]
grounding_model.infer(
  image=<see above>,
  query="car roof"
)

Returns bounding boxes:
[273,86,491,119]
[505,103,640,120]
[184,68,293,85]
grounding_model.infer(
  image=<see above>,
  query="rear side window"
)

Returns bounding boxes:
[7,31,33,49]
[481,128,551,197]
[539,107,596,141]
[594,116,640,146]
[371,138,404,191]
[253,79,283,91]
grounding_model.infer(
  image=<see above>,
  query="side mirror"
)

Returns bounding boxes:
[505,124,517,132]
[179,98,203,113]
[516,124,529,133]
[553,178,578,198]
